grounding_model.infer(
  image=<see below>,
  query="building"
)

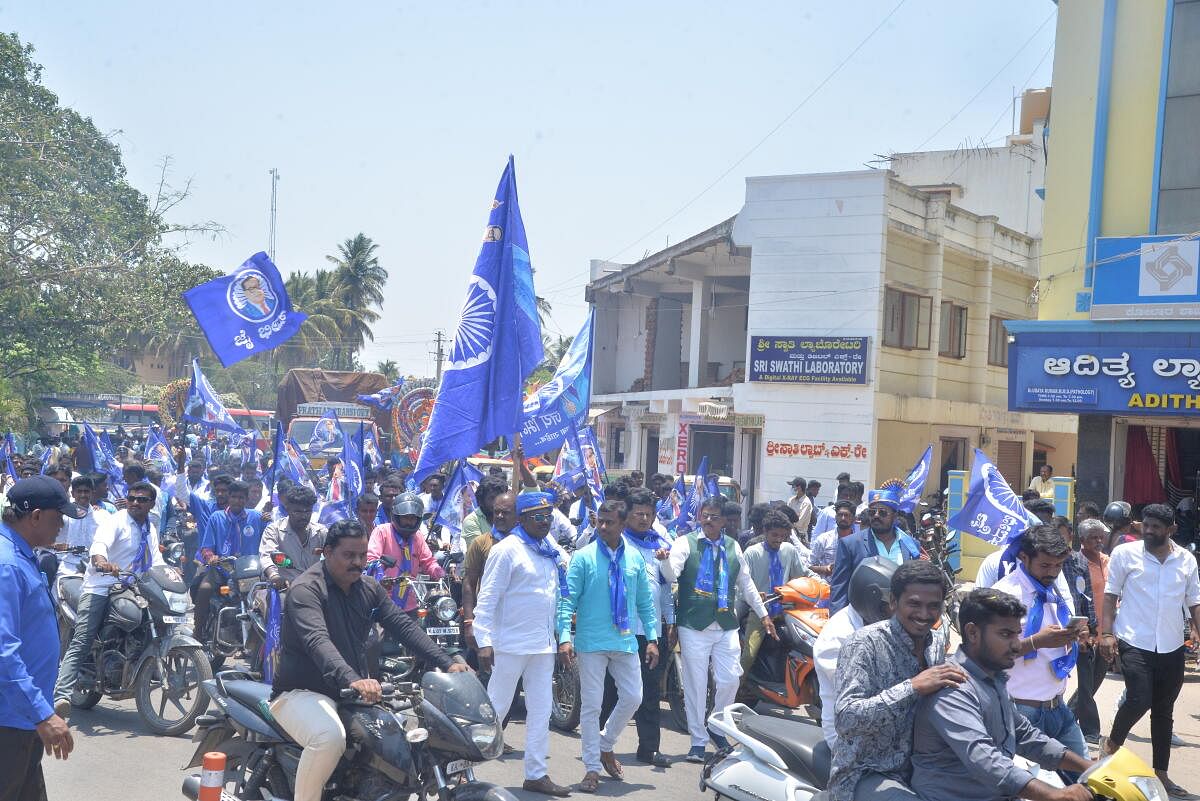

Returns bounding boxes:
[1006,0,1200,510]
[587,143,1076,508]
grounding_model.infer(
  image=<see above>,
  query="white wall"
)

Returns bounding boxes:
[889,132,1046,237]
[679,298,747,382]
[732,171,889,502]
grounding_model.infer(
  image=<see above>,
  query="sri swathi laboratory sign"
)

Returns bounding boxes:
[749,336,869,385]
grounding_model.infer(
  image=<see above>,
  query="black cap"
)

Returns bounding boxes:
[6,475,87,519]
[836,472,851,482]
[788,476,806,487]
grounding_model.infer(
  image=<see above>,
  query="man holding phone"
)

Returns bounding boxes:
[992,525,1090,760]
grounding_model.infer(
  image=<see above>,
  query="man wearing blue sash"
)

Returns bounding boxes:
[193,480,265,638]
[557,498,658,792]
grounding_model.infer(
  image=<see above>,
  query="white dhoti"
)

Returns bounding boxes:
[678,624,741,747]
[486,651,556,780]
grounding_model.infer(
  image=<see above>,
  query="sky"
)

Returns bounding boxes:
[6,1,1057,378]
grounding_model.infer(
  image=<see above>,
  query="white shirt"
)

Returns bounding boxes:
[662,533,769,624]
[1106,540,1200,653]
[473,533,564,654]
[621,522,676,635]
[811,505,837,537]
[787,493,813,534]
[978,549,1073,600]
[993,568,1076,700]
[57,507,110,573]
[815,605,864,748]
[84,510,164,595]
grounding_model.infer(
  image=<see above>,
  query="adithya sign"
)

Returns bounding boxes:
[1007,324,1200,416]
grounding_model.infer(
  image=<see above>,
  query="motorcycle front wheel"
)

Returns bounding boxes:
[135,645,213,736]
[549,660,581,732]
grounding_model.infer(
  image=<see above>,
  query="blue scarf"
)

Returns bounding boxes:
[624,526,670,585]
[388,525,416,606]
[1019,564,1078,679]
[694,534,729,612]
[218,511,247,557]
[597,538,630,634]
[490,526,509,542]
[130,519,152,574]
[514,525,569,598]
[767,546,784,616]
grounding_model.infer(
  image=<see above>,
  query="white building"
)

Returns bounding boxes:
[587,162,1076,508]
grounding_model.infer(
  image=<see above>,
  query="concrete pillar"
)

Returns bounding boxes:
[687,278,711,388]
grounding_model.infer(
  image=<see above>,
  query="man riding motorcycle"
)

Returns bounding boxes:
[269,519,470,801]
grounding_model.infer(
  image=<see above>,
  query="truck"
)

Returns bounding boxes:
[277,369,391,470]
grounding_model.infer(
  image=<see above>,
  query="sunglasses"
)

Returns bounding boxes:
[127,496,154,504]
[524,512,552,522]
[869,508,894,516]
[701,513,724,521]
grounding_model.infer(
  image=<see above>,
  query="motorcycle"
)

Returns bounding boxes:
[59,565,212,735]
[198,554,267,669]
[919,500,966,634]
[702,703,1166,801]
[182,669,517,801]
[367,556,465,682]
[740,576,830,711]
[52,545,90,659]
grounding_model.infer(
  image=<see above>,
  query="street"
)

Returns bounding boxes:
[43,661,1200,800]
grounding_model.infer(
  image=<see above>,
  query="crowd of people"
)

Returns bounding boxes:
[2,429,1199,801]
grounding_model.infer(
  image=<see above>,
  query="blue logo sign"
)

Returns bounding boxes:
[1091,235,1200,320]
[749,336,869,385]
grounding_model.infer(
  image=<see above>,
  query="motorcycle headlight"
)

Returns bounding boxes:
[166,592,190,613]
[433,596,458,623]
[1131,775,1167,801]
[786,615,815,646]
[467,721,502,760]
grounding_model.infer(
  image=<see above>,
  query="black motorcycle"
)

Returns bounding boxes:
[367,556,465,682]
[198,554,267,669]
[183,670,516,801]
[59,565,212,735]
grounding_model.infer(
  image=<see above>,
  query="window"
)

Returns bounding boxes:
[938,302,967,358]
[883,288,932,350]
[988,316,1010,366]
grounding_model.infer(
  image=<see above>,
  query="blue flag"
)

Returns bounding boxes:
[307,409,344,454]
[435,461,485,536]
[183,251,308,368]
[3,454,15,482]
[357,379,405,412]
[897,445,933,514]
[351,425,383,472]
[519,313,593,457]
[39,449,52,475]
[1,433,14,462]
[948,448,1040,552]
[262,588,283,683]
[181,359,243,433]
[674,456,710,534]
[80,423,127,499]
[144,428,175,475]
[413,157,544,483]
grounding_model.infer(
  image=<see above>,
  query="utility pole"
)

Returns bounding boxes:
[431,329,446,384]
[268,168,280,262]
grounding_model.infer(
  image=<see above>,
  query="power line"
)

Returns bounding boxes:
[537,0,909,298]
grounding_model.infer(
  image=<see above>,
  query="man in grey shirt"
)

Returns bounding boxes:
[830,561,964,801]
[739,509,814,673]
[911,588,1092,801]
[260,485,327,588]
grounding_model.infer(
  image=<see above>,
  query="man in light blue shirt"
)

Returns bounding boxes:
[557,498,658,792]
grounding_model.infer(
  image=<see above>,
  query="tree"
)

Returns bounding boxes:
[326,234,386,369]
[376,360,400,382]
[0,34,221,420]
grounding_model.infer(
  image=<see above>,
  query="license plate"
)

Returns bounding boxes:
[426,626,460,636]
[445,758,474,775]
[162,614,187,624]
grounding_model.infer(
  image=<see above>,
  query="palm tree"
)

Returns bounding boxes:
[327,234,387,312]
[376,360,400,382]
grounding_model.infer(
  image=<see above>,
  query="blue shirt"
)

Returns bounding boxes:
[189,493,219,539]
[557,539,658,653]
[200,509,265,557]
[0,522,58,729]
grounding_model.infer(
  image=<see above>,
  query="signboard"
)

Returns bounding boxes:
[749,336,869,384]
[1008,344,1200,416]
[674,422,689,474]
[765,440,869,461]
[1091,235,1200,319]
[296,402,372,419]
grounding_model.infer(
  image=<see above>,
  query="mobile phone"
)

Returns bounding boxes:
[1067,615,1088,627]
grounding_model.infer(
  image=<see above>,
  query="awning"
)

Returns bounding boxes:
[588,405,618,421]
[1033,440,1056,452]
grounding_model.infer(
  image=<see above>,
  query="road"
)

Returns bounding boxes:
[43,662,1200,799]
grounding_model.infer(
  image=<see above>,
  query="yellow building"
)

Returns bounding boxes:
[1008,1,1200,510]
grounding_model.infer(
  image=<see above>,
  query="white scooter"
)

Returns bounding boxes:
[702,703,830,801]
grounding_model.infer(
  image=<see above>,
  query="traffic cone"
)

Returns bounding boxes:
[199,752,225,801]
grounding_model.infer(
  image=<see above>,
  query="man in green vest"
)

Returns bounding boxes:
[663,496,777,763]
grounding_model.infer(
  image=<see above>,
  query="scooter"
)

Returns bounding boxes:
[740,576,829,711]
[182,669,516,801]
[702,703,1167,801]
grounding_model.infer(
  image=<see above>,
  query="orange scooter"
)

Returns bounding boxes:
[741,576,830,710]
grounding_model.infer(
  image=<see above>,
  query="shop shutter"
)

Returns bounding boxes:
[996,440,1026,493]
